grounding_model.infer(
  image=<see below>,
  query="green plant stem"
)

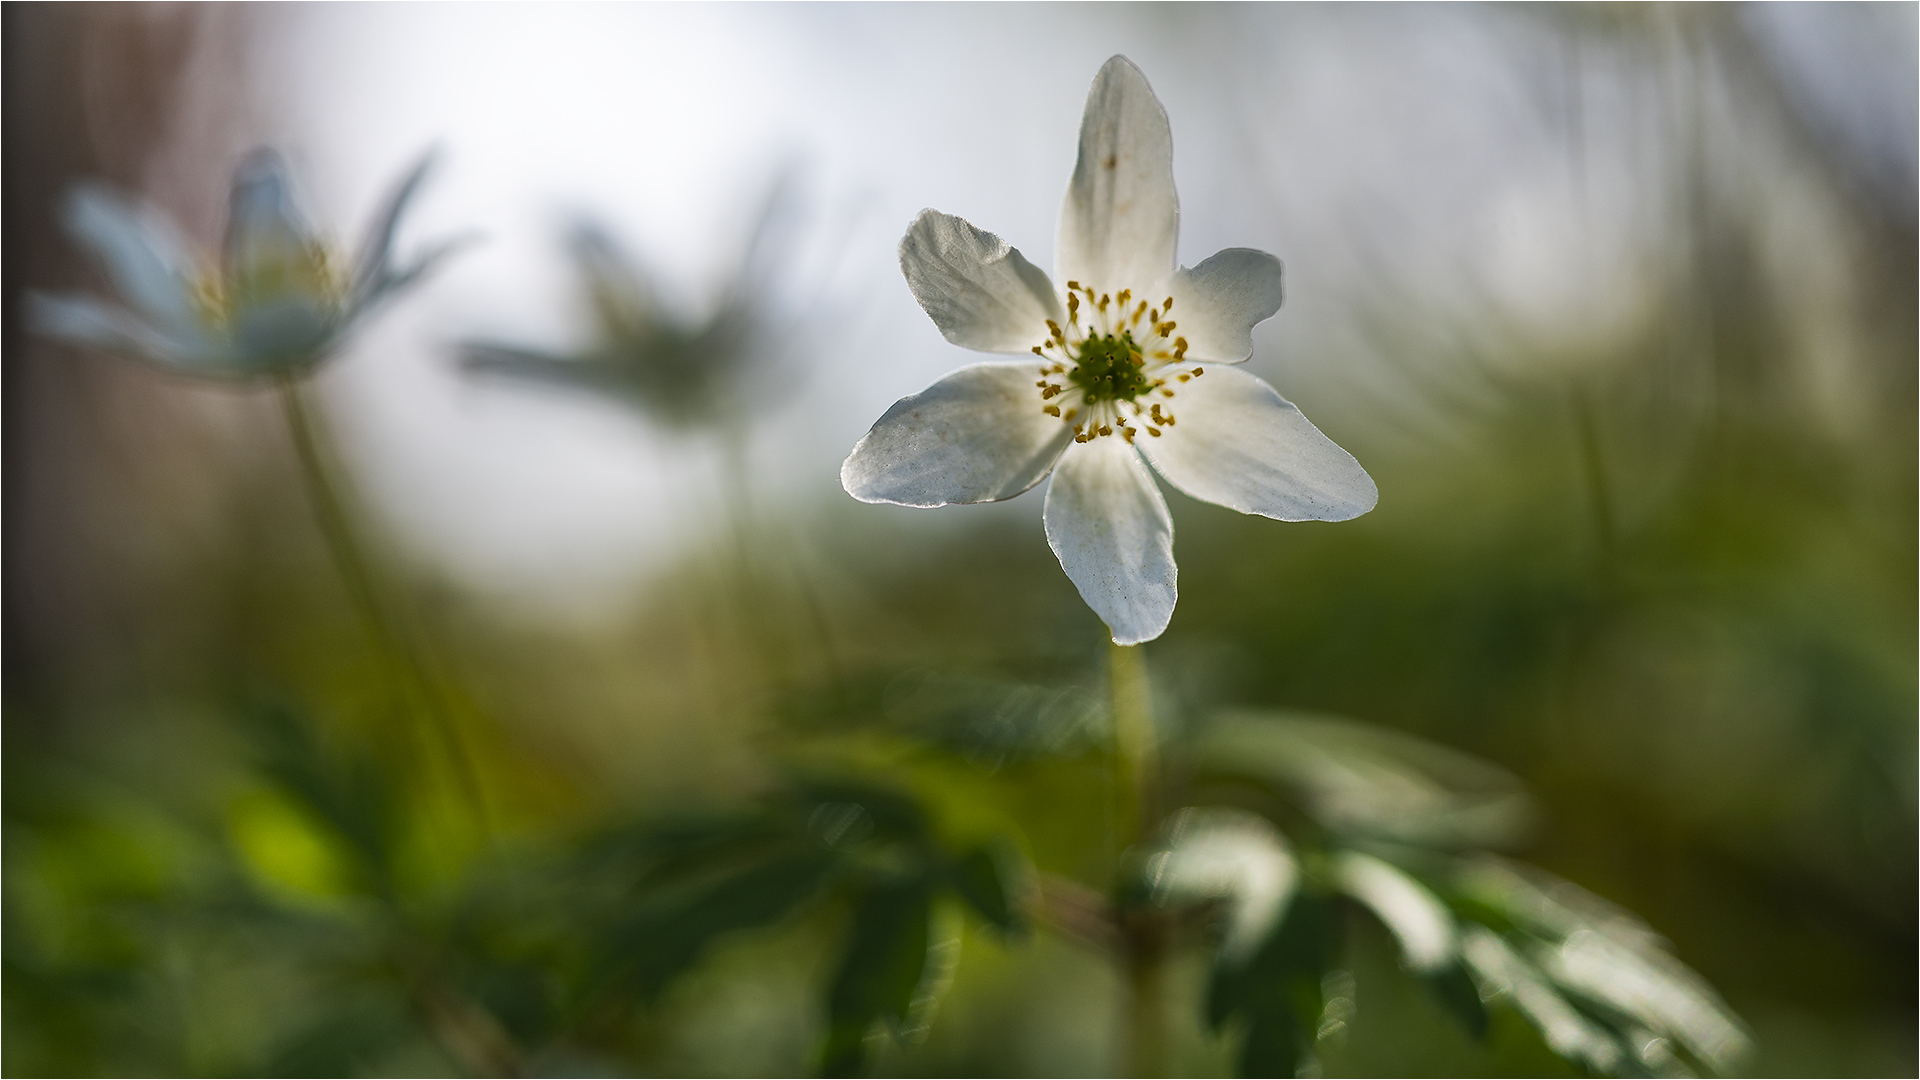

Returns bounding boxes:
[1109,638,1164,1077]
[276,376,490,830]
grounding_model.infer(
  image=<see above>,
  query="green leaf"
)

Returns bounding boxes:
[947,844,1022,932]
[1207,890,1340,1078]
[1424,960,1489,1042]
[790,777,930,844]
[820,878,933,1077]
[597,844,838,999]
[247,703,391,889]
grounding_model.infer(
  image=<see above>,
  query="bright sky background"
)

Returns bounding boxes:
[240,3,1908,617]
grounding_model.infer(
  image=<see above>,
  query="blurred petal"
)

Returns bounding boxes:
[27,292,176,362]
[231,298,340,371]
[1168,248,1284,363]
[566,219,659,338]
[900,210,1061,354]
[224,148,318,279]
[1148,808,1296,963]
[1043,437,1175,644]
[842,361,1073,507]
[1335,852,1454,971]
[463,342,608,390]
[1056,55,1179,295]
[1139,365,1377,521]
[60,185,206,345]
[352,148,438,297]
[357,233,478,315]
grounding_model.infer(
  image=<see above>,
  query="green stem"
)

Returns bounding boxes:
[1109,639,1156,851]
[276,376,490,831]
[1109,638,1164,1077]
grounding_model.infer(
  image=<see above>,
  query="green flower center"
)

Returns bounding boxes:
[1067,331,1152,405]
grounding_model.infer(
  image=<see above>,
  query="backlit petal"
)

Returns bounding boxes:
[900,210,1061,354]
[1139,365,1376,521]
[842,361,1073,507]
[1168,248,1284,363]
[1043,437,1176,644]
[60,186,208,348]
[1056,56,1179,296]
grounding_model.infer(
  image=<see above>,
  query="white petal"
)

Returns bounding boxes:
[224,148,319,278]
[842,361,1072,507]
[352,148,438,300]
[27,292,169,359]
[1042,437,1176,644]
[899,210,1061,354]
[1139,365,1376,521]
[61,186,209,348]
[1168,248,1284,363]
[1055,56,1179,296]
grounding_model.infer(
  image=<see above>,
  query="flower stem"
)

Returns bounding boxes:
[1109,638,1164,1077]
[275,375,490,830]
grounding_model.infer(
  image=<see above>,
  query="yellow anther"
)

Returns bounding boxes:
[1067,280,1081,291]
[1032,346,1045,356]
[1191,366,1203,377]
[1148,427,1162,437]
[1148,307,1160,324]
[1163,296,1173,311]
[1036,379,1049,387]
[1043,405,1061,416]
[1098,293,1110,311]
[1177,373,1190,382]
[1117,289,1131,305]
[1099,425,1112,437]
[1064,408,1078,421]
[1123,427,1137,443]
[1067,294,1080,315]
[1161,389,1175,398]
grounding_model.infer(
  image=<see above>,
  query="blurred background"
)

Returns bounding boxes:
[4,3,1913,1076]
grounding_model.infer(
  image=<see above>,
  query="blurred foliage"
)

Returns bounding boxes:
[5,4,1915,1078]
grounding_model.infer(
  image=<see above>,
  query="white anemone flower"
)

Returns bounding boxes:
[28,148,463,380]
[842,57,1377,644]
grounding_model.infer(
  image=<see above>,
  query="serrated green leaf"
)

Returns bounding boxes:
[1424,960,1489,1042]
[598,844,838,999]
[947,845,1022,932]
[791,777,930,844]
[821,877,933,1077]
[1208,890,1341,1077]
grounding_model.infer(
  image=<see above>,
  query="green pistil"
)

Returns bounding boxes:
[1068,332,1152,405]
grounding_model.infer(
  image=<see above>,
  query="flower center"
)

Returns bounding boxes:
[1067,331,1153,404]
[1030,282,1205,445]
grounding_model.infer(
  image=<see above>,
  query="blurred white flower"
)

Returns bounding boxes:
[842,55,1376,644]
[461,174,806,431]
[29,148,462,379]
